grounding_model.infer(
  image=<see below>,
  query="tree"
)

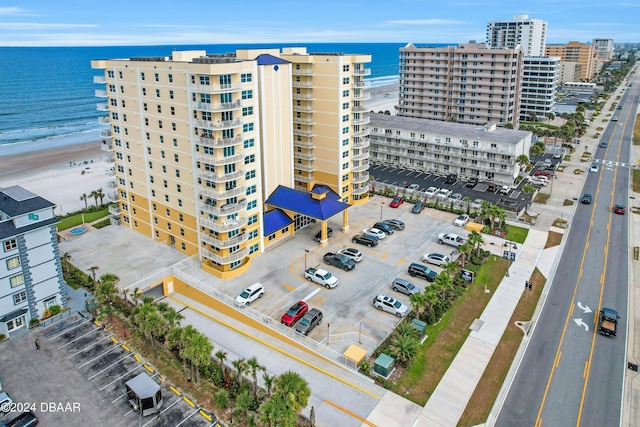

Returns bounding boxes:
[88,266,99,286]
[468,231,485,257]
[409,292,427,317]
[504,122,514,129]
[458,242,472,268]
[496,207,507,230]
[546,112,555,124]
[178,325,198,377]
[156,302,183,329]
[516,154,529,169]
[441,261,458,279]
[391,333,420,365]
[95,279,119,322]
[80,193,89,210]
[183,332,213,385]
[129,287,140,307]
[262,371,275,398]
[232,358,248,386]
[142,310,169,358]
[99,273,120,288]
[61,252,72,275]
[273,371,311,415]
[216,349,228,380]
[234,389,253,425]
[89,190,99,207]
[246,356,264,398]
[528,111,538,122]
[488,204,502,231]
[259,394,297,427]
[530,143,543,163]
[95,188,105,205]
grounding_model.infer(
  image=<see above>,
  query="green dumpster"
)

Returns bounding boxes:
[374,353,395,378]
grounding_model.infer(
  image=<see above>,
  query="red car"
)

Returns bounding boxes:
[614,204,625,215]
[534,170,553,177]
[280,301,309,326]
[390,197,404,208]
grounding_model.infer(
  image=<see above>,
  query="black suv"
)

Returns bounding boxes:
[372,222,394,235]
[407,263,437,282]
[581,193,592,204]
[352,234,378,247]
[445,173,458,184]
[314,227,333,242]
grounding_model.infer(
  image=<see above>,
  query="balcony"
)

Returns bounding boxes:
[293,104,313,112]
[353,137,370,149]
[195,118,243,130]
[352,128,370,138]
[193,83,242,94]
[352,150,370,161]
[103,156,114,163]
[293,117,314,125]
[292,67,313,76]
[295,174,314,183]
[100,129,112,138]
[292,80,313,88]
[201,232,248,249]
[202,247,249,265]
[292,93,313,100]
[196,152,245,166]
[200,199,247,216]
[352,80,371,89]
[352,162,369,172]
[199,185,246,200]
[108,205,121,215]
[351,184,369,195]
[293,139,314,149]
[294,162,314,172]
[98,116,110,125]
[352,105,368,112]
[94,89,108,98]
[353,68,371,76]
[96,103,109,111]
[198,135,244,148]
[105,167,115,176]
[106,180,117,189]
[93,76,106,84]
[294,152,314,161]
[197,166,245,182]
[200,215,248,233]
[293,128,315,137]
[192,100,242,112]
[101,141,113,151]
[352,172,369,184]
[353,116,370,125]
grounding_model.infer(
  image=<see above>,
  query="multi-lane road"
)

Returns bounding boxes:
[496,75,638,426]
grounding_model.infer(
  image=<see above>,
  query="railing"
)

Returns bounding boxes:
[352,172,369,184]
[293,117,314,125]
[192,100,242,112]
[352,81,371,88]
[39,309,72,327]
[192,83,242,93]
[294,152,314,160]
[352,162,369,172]
[292,67,313,76]
[197,167,245,182]
[351,184,369,195]
[108,205,121,215]
[292,104,313,112]
[198,135,244,148]
[319,331,378,350]
[200,216,248,233]
[98,116,110,125]
[100,129,112,138]
[294,128,314,137]
[171,269,361,372]
[292,81,313,88]
[195,119,243,130]
[104,167,115,176]
[94,89,108,97]
[106,180,117,189]
[353,137,370,149]
[353,68,372,76]
[101,142,113,151]
[292,93,313,100]
[294,174,314,183]
[202,247,249,265]
[96,103,109,111]
[195,153,245,167]
[200,199,248,216]
[294,162,314,172]
[93,75,106,84]
[352,128,369,138]
[201,232,248,249]
[352,151,370,161]
[353,116,371,125]
[293,139,314,149]
[198,185,246,200]
[103,156,114,163]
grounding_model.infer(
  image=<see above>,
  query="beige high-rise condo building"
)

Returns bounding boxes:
[545,42,596,81]
[92,47,370,278]
[398,42,523,127]
[486,15,547,57]
[592,38,614,61]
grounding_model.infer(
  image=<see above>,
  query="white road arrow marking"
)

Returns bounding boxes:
[574,318,590,332]
[577,302,592,314]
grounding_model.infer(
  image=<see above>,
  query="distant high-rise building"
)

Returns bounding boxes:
[557,62,582,84]
[545,42,597,81]
[398,42,523,127]
[520,56,559,121]
[92,47,371,278]
[592,38,614,61]
[486,15,548,57]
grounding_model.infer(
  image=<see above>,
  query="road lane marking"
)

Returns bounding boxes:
[324,399,378,426]
[583,360,589,378]
[303,288,321,302]
[281,283,295,291]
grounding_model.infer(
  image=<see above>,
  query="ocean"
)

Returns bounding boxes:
[0,42,417,150]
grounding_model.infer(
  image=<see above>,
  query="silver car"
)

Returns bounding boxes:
[391,278,419,296]
[422,253,451,266]
[373,295,409,318]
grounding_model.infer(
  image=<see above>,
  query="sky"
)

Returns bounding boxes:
[0,0,638,47]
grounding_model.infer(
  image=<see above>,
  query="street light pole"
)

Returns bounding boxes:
[380,202,383,222]
[304,249,309,271]
[503,240,517,277]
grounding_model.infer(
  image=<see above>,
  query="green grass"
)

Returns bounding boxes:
[57,208,109,231]
[505,225,528,243]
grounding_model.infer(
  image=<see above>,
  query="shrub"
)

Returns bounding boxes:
[49,305,62,316]
[214,390,230,409]
[42,309,52,319]
[0,334,5,342]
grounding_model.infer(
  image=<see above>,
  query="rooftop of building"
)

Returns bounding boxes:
[370,113,531,144]
[0,186,54,218]
[265,185,349,221]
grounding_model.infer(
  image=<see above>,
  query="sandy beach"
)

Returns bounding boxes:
[365,83,399,114]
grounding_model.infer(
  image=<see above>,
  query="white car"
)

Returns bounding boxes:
[373,295,408,318]
[590,164,599,173]
[337,247,363,263]
[422,253,451,266]
[454,214,469,227]
[436,188,452,199]
[528,177,547,186]
[363,228,385,240]
[407,184,420,191]
[470,199,484,210]
[235,283,265,306]
[425,186,439,197]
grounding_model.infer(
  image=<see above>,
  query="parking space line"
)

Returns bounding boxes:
[175,408,202,426]
[112,373,160,404]
[87,353,134,380]
[303,288,321,302]
[77,343,120,368]
[48,318,93,340]
[397,257,405,266]
[100,364,144,391]
[66,334,114,358]
[141,394,184,427]
[57,327,102,349]
[380,252,389,259]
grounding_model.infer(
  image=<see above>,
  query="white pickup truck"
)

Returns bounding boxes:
[437,233,466,247]
[304,267,339,288]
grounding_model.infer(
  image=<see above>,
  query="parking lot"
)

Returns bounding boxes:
[0,313,217,426]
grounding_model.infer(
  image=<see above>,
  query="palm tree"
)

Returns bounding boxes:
[234,389,253,425]
[215,349,228,380]
[156,303,183,329]
[259,394,297,427]
[262,371,275,398]
[232,358,248,386]
[488,205,502,231]
[441,261,458,279]
[144,311,169,358]
[458,242,472,267]
[274,371,311,415]
[546,112,555,124]
[246,356,264,398]
[468,231,485,257]
[516,154,529,169]
[496,207,507,230]
[184,332,213,385]
[99,273,120,287]
[462,196,472,216]
[61,252,72,275]
[178,325,198,377]
[409,292,427,317]
[522,184,537,210]
[129,287,140,306]
[530,144,543,164]
[391,333,420,366]
[89,190,99,207]
[95,188,105,206]
[80,193,89,210]
[88,266,99,286]
[95,279,119,322]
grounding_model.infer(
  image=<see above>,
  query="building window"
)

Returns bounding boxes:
[342,163,349,170]
[242,123,254,132]
[249,230,258,239]
[4,239,17,251]
[342,115,349,122]
[343,77,349,84]
[10,274,25,287]
[6,256,20,269]
[241,73,252,82]
[247,200,257,210]
[176,169,180,177]
[155,89,160,98]
[142,88,146,96]
[242,90,253,99]
[249,243,259,254]
[13,291,27,304]
[342,127,349,134]
[343,90,349,97]
[244,155,255,164]
[244,138,255,148]
[181,242,186,250]
[169,90,174,99]
[141,72,145,80]
[246,185,256,195]
[342,102,349,110]
[168,74,173,83]
[242,107,253,116]
[245,170,256,180]
[174,154,179,162]
[248,214,258,225]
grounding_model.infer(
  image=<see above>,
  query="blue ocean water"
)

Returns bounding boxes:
[0,42,420,147]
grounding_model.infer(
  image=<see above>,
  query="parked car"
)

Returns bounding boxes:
[235,283,265,306]
[454,214,469,227]
[614,204,625,215]
[421,253,451,266]
[486,182,498,192]
[373,222,395,235]
[352,234,378,247]
[445,173,458,184]
[407,183,420,191]
[590,164,600,173]
[321,252,355,272]
[407,262,437,282]
[450,193,462,202]
[4,411,38,427]
[544,158,552,167]
[382,219,405,230]
[470,199,484,210]
[412,201,425,214]
[363,228,385,240]
[281,301,309,326]
[534,170,553,177]
[373,295,408,318]
[436,188,452,200]
[294,308,323,335]
[465,177,479,187]
[390,196,404,208]
[581,194,592,204]
[391,278,419,296]
[337,247,363,262]
[425,186,439,197]
[552,153,563,159]
[314,227,333,242]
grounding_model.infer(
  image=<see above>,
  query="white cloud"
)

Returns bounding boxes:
[386,19,464,25]
[0,22,98,30]
[0,7,28,15]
